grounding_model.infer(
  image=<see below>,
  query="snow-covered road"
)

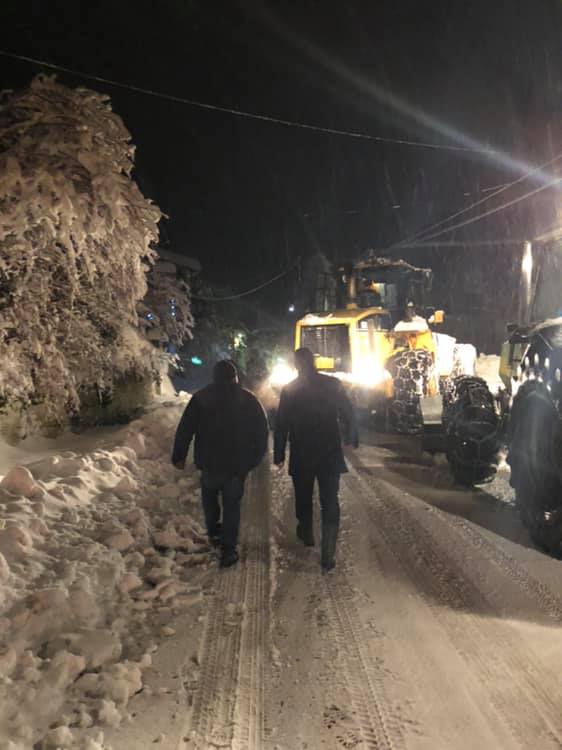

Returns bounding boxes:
[262,443,562,750]
[125,430,562,750]
[184,441,562,750]
[3,402,562,749]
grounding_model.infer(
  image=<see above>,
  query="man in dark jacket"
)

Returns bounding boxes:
[274,347,358,572]
[172,360,268,567]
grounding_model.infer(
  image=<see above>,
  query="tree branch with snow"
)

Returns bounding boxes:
[0,75,162,423]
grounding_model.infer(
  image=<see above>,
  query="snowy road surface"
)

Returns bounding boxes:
[3,403,562,749]
[118,430,562,750]
[264,443,562,750]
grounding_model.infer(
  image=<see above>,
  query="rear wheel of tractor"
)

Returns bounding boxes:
[443,376,500,487]
[517,488,562,556]
[514,478,562,555]
[450,461,489,487]
[534,519,562,558]
[508,379,562,554]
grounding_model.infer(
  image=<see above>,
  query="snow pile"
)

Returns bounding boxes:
[475,353,503,393]
[0,399,209,749]
[454,343,477,376]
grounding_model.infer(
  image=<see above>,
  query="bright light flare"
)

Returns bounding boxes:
[338,361,391,388]
[521,242,534,320]
[522,242,533,279]
[269,360,297,387]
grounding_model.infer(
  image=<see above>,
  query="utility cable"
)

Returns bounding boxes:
[418,174,562,242]
[7,51,559,254]
[0,49,494,154]
[386,151,562,252]
[400,239,525,248]
[192,261,298,302]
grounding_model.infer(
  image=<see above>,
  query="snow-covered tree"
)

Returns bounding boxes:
[141,260,194,351]
[0,75,161,422]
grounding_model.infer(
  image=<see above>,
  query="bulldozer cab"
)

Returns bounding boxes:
[294,256,439,392]
[338,257,433,323]
[290,254,474,432]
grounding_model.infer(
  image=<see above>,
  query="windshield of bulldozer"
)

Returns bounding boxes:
[301,324,351,372]
[357,261,432,322]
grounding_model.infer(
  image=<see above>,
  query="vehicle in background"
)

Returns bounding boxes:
[269,255,475,432]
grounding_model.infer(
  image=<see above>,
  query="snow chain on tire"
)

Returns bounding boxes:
[442,375,501,486]
[387,348,434,434]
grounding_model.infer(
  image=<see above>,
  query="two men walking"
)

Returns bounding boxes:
[172,349,357,571]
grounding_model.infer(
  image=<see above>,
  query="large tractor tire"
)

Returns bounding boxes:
[387,349,434,434]
[507,379,562,555]
[443,376,501,486]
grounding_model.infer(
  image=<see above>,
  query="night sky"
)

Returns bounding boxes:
[2,0,562,312]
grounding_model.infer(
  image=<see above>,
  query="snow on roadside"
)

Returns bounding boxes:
[475,353,503,394]
[0,397,210,750]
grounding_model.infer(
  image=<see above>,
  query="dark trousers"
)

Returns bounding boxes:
[201,471,246,551]
[291,472,340,532]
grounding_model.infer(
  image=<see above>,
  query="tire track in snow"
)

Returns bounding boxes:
[347,468,562,749]
[231,466,270,749]
[186,465,270,749]
[187,549,245,748]
[323,570,401,749]
[428,506,562,623]
[265,468,403,749]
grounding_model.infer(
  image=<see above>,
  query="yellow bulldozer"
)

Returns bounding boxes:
[270,256,475,432]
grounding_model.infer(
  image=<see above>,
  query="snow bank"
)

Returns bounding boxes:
[0,397,210,749]
[475,353,503,393]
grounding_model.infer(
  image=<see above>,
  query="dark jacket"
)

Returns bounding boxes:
[274,372,358,476]
[172,383,269,476]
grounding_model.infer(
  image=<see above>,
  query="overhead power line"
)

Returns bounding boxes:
[420,174,562,242]
[401,239,525,249]
[534,224,562,243]
[0,49,493,154]
[386,151,562,252]
[192,261,298,302]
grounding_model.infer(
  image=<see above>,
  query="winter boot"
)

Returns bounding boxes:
[208,522,222,548]
[220,547,239,568]
[297,523,315,547]
[321,524,338,572]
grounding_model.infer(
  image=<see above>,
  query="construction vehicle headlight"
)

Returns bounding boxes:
[350,364,391,388]
[269,360,297,387]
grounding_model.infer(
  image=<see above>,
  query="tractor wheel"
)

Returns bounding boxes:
[449,460,493,488]
[387,349,434,434]
[443,376,500,486]
[508,380,562,554]
[533,516,562,557]
[515,487,562,556]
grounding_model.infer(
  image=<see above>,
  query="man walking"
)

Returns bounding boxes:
[172,360,268,567]
[274,347,358,572]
